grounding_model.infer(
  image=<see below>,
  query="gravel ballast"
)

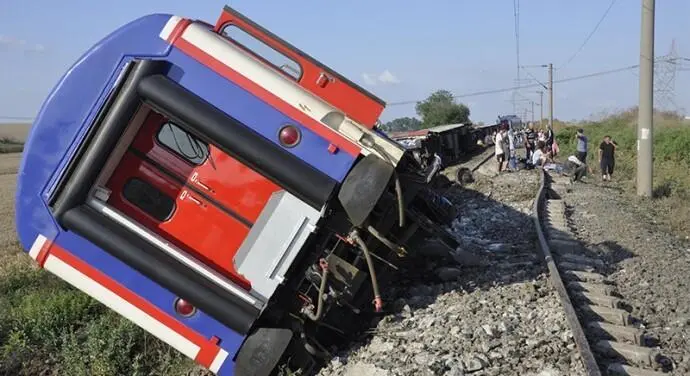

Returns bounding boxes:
[317,167,586,376]
[562,177,690,374]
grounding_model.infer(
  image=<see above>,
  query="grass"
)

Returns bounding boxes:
[0,154,206,376]
[0,123,30,154]
[553,107,690,238]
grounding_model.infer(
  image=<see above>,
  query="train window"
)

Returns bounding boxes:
[156,122,209,165]
[221,24,303,80]
[122,178,176,221]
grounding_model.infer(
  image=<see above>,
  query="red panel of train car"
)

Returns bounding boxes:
[105,152,252,289]
[213,6,386,128]
[131,112,281,223]
[104,110,288,290]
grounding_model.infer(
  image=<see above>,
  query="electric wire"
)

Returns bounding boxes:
[558,0,618,71]
[387,64,641,106]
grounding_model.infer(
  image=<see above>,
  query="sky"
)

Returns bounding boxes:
[0,0,688,126]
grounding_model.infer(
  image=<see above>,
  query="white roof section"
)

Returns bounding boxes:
[426,123,470,133]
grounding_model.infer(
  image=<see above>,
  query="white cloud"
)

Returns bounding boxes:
[361,69,402,86]
[0,34,45,53]
[378,70,400,84]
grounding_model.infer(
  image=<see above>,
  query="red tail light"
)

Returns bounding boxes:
[174,298,196,317]
[278,125,301,147]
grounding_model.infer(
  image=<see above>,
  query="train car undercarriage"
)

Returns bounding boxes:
[240,153,461,375]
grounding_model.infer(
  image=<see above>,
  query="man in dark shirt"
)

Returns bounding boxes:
[598,135,617,181]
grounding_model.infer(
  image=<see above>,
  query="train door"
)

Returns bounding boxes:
[104,110,280,290]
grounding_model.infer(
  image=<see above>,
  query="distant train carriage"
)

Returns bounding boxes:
[388,123,477,166]
[16,6,458,376]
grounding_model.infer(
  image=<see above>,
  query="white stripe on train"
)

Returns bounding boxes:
[27,235,229,374]
[162,18,405,164]
[159,16,183,41]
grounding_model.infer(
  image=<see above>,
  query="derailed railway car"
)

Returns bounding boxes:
[15,6,458,376]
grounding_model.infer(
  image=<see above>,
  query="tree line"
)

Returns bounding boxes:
[378,90,472,133]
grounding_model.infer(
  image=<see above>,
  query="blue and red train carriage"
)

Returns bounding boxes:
[16,6,457,375]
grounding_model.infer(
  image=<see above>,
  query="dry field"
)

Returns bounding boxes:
[0,153,30,278]
[0,123,31,142]
[0,154,21,250]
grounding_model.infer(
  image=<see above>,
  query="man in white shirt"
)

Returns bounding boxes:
[494,127,506,172]
[507,127,517,171]
[531,141,550,167]
[566,154,592,182]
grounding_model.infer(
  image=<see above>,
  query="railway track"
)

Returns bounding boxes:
[533,169,673,376]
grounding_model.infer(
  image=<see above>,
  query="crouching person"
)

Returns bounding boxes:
[566,155,591,183]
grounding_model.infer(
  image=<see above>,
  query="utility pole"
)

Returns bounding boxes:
[537,90,544,127]
[548,63,554,129]
[531,101,535,123]
[637,0,655,197]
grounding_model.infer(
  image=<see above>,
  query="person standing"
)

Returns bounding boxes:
[598,135,617,181]
[545,126,556,157]
[495,126,506,173]
[575,128,588,163]
[506,128,517,171]
[524,124,536,161]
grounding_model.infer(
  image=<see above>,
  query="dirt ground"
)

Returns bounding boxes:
[0,153,33,292]
[0,123,31,142]
[0,156,20,250]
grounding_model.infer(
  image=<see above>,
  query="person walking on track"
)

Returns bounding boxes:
[598,135,617,181]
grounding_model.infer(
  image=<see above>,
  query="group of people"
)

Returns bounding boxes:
[571,128,618,182]
[492,123,619,183]
[493,123,556,173]
[523,124,555,163]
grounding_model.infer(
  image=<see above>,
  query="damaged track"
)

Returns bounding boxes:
[536,171,673,376]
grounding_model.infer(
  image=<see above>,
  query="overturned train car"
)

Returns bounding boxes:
[15,6,459,376]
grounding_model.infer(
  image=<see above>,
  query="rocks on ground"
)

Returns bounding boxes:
[563,178,690,373]
[317,167,585,376]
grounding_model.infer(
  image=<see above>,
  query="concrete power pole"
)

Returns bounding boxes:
[637,0,655,197]
[537,90,544,127]
[548,63,554,129]
[531,101,535,123]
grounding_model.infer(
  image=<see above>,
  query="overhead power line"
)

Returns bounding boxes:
[386,64,639,106]
[558,0,618,71]
[520,66,548,89]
